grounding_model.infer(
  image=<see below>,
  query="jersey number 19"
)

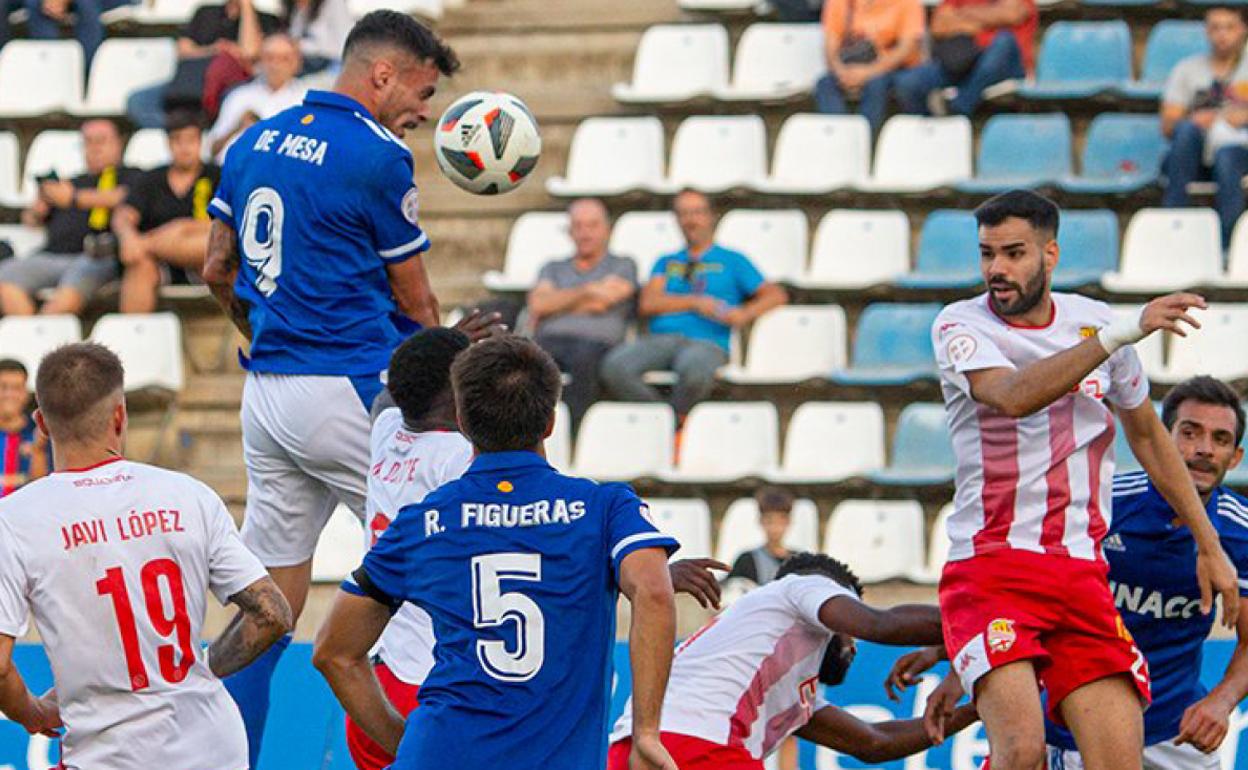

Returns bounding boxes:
[96,559,195,691]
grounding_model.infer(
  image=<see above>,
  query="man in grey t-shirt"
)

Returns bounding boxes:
[527,198,638,427]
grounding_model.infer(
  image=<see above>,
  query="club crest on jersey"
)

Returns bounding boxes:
[1079,325,1099,339]
[946,334,977,364]
[986,618,1016,653]
[497,480,514,493]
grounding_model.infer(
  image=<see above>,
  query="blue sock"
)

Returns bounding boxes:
[224,633,292,769]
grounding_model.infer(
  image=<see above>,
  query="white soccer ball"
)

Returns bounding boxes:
[433,91,541,195]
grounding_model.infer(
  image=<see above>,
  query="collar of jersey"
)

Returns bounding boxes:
[304,89,373,116]
[465,450,551,474]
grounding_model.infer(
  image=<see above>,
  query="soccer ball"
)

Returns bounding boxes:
[433,91,542,195]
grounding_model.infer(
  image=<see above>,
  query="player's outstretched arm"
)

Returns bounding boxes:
[818,597,943,647]
[387,256,440,329]
[202,219,253,340]
[619,547,678,770]
[795,701,976,762]
[1177,586,1248,752]
[208,576,294,678]
[884,645,946,702]
[0,636,60,738]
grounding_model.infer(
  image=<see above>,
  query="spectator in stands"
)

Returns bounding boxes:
[207,33,306,162]
[772,0,823,22]
[18,0,126,69]
[112,111,219,314]
[726,487,795,587]
[0,119,140,316]
[892,0,1036,118]
[1161,6,1248,248]
[284,0,351,74]
[0,360,49,498]
[527,198,637,428]
[600,190,787,423]
[814,0,925,134]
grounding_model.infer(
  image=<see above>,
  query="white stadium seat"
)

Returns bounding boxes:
[572,402,675,480]
[664,402,779,482]
[609,211,683,280]
[124,129,172,170]
[1225,214,1248,287]
[1102,208,1222,292]
[131,0,211,24]
[713,209,807,283]
[643,498,713,560]
[823,500,926,583]
[0,315,82,386]
[678,0,758,10]
[0,41,83,117]
[482,211,572,292]
[715,24,824,102]
[1156,304,1248,383]
[546,117,665,197]
[347,0,442,18]
[656,115,767,193]
[545,402,572,472]
[311,505,364,582]
[769,402,886,483]
[801,210,910,289]
[861,115,972,192]
[720,305,847,384]
[0,131,21,207]
[755,114,870,194]
[912,503,954,584]
[21,130,85,204]
[715,497,820,565]
[612,24,729,104]
[1109,305,1165,381]
[78,38,177,116]
[88,313,184,393]
[0,224,48,258]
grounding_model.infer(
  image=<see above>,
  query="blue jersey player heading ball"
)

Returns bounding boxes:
[314,335,683,770]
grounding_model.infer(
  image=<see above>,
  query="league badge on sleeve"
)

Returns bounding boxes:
[401,188,420,224]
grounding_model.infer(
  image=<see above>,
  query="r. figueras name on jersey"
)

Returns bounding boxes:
[252,128,328,166]
[1111,580,1202,620]
[422,499,589,536]
[61,509,186,551]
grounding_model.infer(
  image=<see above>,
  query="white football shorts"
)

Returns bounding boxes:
[1048,740,1222,770]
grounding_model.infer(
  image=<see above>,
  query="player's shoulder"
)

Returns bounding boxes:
[1111,470,1152,500]
[334,105,412,161]
[127,461,223,503]
[1054,291,1113,324]
[1214,488,1248,541]
[370,406,404,441]
[934,294,990,334]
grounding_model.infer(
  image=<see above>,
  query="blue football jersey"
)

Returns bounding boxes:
[1046,471,1248,749]
[344,451,679,770]
[208,90,430,377]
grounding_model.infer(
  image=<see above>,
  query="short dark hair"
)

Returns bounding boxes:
[343,10,460,75]
[775,552,863,597]
[35,343,124,442]
[388,327,470,425]
[755,486,794,515]
[164,108,203,133]
[974,189,1061,240]
[1162,375,1246,447]
[0,359,28,379]
[451,336,562,453]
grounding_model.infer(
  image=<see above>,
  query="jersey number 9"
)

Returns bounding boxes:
[240,186,285,297]
[471,553,545,683]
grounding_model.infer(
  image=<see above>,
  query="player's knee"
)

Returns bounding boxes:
[990,734,1047,770]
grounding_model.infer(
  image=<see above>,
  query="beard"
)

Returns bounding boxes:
[988,261,1048,317]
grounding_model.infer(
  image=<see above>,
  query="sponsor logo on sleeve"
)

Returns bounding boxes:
[946,334,978,365]
[401,187,420,224]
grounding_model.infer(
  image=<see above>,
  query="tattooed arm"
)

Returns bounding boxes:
[208,576,293,678]
[202,219,253,341]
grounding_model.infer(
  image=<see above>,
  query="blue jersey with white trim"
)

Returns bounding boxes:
[1046,471,1248,749]
[345,451,679,770]
[208,90,429,376]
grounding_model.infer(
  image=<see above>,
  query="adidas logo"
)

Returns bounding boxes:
[1103,533,1126,553]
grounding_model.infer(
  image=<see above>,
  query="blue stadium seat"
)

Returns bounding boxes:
[1053,210,1120,289]
[1018,21,1132,100]
[894,210,979,289]
[1059,114,1166,195]
[828,303,942,386]
[867,403,956,486]
[956,113,1071,194]
[1118,21,1208,101]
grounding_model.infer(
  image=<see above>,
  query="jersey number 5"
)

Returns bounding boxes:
[471,553,545,682]
[240,186,284,297]
[96,559,195,691]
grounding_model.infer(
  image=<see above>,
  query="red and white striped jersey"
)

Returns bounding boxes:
[933,293,1149,563]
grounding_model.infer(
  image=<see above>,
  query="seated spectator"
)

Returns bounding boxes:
[600,190,787,422]
[208,33,306,162]
[284,0,351,74]
[1161,6,1248,248]
[814,0,924,134]
[726,487,795,587]
[527,198,637,428]
[15,0,131,69]
[771,0,823,22]
[0,119,140,316]
[112,111,219,313]
[893,0,1035,118]
[0,360,49,498]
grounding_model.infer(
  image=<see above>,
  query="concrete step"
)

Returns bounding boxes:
[440,0,679,34]
[180,372,246,409]
[192,466,248,506]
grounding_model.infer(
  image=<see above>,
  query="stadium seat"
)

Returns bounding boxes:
[571,402,675,480]
[482,212,573,292]
[612,24,729,104]
[609,211,683,279]
[720,305,847,384]
[124,129,172,170]
[894,210,979,289]
[714,497,820,565]
[1155,304,1248,383]
[1018,21,1132,100]
[714,24,824,102]
[713,209,807,283]
[0,41,84,117]
[912,503,954,584]
[88,313,184,393]
[829,303,942,385]
[1102,208,1223,292]
[0,224,48,258]
[546,402,572,472]
[768,401,886,482]
[754,114,870,194]
[868,402,956,486]
[311,505,364,583]
[130,0,207,24]
[823,500,925,583]
[1225,215,1248,287]
[77,38,177,116]
[1118,21,1207,101]
[1060,114,1165,196]
[956,113,1072,194]
[800,209,909,289]
[860,115,972,192]
[0,131,19,207]
[1109,305,1165,380]
[20,130,85,203]
[644,498,713,560]
[0,315,82,385]
[678,0,757,11]
[1053,209,1120,289]
[346,0,442,19]
[656,115,768,193]
[546,117,665,197]
[663,402,779,482]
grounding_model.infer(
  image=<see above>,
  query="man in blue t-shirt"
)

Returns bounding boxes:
[600,189,787,421]
[314,335,682,770]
